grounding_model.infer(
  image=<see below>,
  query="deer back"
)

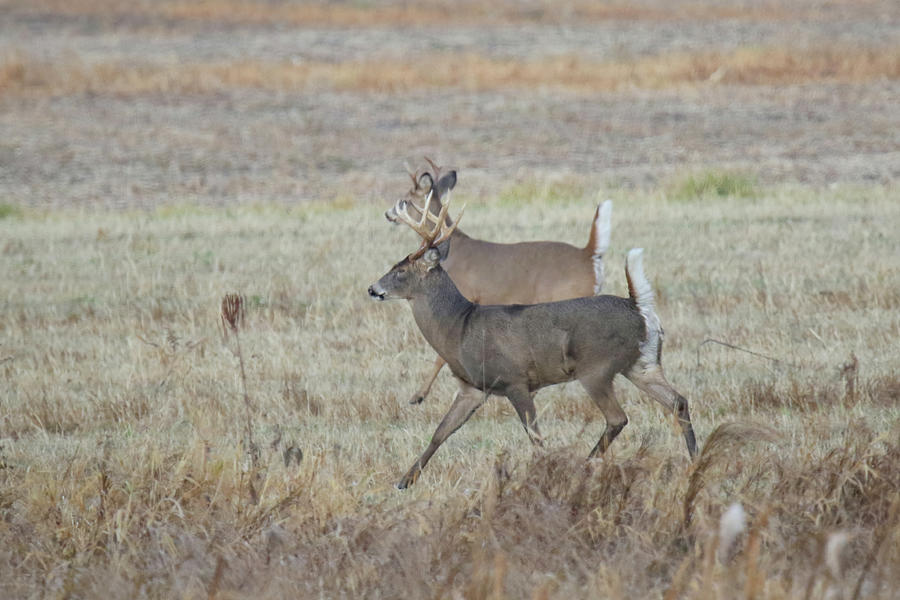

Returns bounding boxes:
[442,235,596,304]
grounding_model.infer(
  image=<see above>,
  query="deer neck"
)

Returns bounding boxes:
[449,228,469,241]
[409,267,473,368]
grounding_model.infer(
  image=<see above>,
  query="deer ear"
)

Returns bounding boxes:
[418,172,433,192]
[435,170,457,196]
[435,237,451,260]
[423,248,441,270]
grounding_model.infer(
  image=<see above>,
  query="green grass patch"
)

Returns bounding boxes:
[0,202,23,219]
[495,178,586,207]
[668,170,759,201]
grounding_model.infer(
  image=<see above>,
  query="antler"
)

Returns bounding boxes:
[394,190,466,260]
[423,156,440,173]
[404,160,417,186]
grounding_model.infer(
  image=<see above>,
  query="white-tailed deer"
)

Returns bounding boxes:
[386,158,613,405]
[369,193,698,489]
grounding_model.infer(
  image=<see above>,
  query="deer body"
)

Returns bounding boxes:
[408,270,642,392]
[387,160,612,403]
[441,229,602,305]
[370,247,698,489]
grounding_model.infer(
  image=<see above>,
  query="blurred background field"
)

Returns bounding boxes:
[1,1,899,598]
[1,0,899,209]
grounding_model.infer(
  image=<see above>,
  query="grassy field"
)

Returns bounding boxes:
[2,184,899,598]
[2,0,899,597]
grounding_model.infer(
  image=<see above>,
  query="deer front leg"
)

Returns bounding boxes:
[409,355,446,405]
[398,380,485,489]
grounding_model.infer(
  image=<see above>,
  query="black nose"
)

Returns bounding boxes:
[368,286,384,300]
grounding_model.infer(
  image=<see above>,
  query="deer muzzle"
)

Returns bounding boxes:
[384,206,400,224]
[368,283,387,301]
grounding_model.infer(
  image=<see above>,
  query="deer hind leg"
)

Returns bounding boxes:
[409,355,446,405]
[506,386,544,446]
[579,372,627,458]
[625,365,698,459]
[398,379,485,489]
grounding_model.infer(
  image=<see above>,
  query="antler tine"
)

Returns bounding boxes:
[431,193,452,232]
[423,156,440,175]
[419,191,448,246]
[391,181,443,227]
[405,195,465,259]
[395,190,434,235]
[432,202,466,247]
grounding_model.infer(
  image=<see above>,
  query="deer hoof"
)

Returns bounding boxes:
[397,468,420,489]
[408,393,425,405]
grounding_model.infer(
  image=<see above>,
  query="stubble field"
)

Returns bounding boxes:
[2,1,899,598]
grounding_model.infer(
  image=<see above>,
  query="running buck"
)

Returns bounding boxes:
[369,194,698,489]
[386,158,613,405]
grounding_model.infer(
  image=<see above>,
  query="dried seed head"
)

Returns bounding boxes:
[221,293,246,333]
[282,445,303,468]
[825,531,849,580]
[717,502,746,562]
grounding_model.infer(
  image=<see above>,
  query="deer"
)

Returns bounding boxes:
[369,192,698,489]
[386,158,613,406]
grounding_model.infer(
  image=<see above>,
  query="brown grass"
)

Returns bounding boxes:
[2,432,897,597]
[3,45,899,98]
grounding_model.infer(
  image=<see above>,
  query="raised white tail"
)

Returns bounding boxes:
[592,199,613,294]
[626,248,663,366]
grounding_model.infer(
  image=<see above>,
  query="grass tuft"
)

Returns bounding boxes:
[495,179,586,207]
[669,170,760,201]
[0,203,23,219]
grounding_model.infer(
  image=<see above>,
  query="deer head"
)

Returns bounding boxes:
[369,191,465,301]
[385,157,458,226]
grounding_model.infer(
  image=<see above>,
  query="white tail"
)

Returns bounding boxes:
[592,199,613,294]
[626,248,662,366]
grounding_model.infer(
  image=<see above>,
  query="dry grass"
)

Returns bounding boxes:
[3,45,899,98]
[1,186,899,597]
[6,0,889,27]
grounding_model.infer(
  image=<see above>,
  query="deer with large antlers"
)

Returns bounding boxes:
[369,193,698,489]
[386,158,613,405]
